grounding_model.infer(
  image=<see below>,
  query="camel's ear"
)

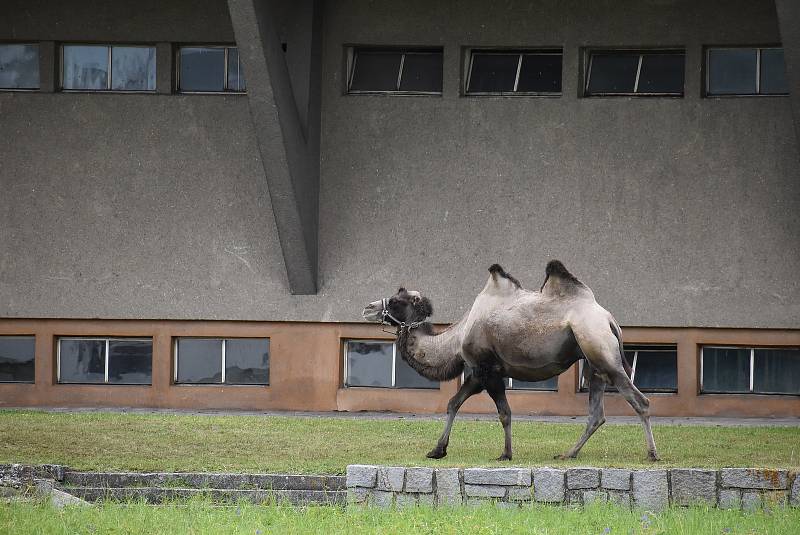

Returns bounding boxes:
[415,297,433,318]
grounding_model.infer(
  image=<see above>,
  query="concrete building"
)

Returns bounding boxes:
[1,0,798,417]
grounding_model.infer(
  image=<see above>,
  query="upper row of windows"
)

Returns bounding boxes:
[348,46,789,97]
[0,43,246,93]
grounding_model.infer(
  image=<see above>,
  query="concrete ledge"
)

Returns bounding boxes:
[346,465,800,509]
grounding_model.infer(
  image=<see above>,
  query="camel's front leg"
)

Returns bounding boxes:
[485,375,513,461]
[427,374,483,459]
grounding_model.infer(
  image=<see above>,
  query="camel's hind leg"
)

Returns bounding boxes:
[485,374,513,461]
[556,363,606,459]
[609,369,660,461]
[427,374,483,459]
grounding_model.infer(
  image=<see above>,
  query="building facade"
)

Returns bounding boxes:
[1,0,798,416]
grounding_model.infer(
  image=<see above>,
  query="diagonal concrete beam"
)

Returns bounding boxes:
[227,0,319,294]
[775,0,800,153]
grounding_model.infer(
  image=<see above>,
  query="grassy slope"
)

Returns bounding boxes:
[2,499,800,535]
[1,410,798,474]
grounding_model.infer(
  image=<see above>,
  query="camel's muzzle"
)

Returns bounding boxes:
[362,299,386,323]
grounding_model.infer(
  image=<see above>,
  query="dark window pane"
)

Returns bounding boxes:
[586,53,639,94]
[111,46,156,91]
[513,377,558,390]
[753,349,800,394]
[108,340,152,384]
[0,44,39,89]
[63,45,109,90]
[176,339,222,383]
[59,339,105,383]
[225,338,269,385]
[760,48,789,95]
[346,341,392,387]
[349,51,402,91]
[702,347,750,393]
[0,336,35,382]
[633,349,678,390]
[180,47,225,92]
[638,53,684,94]
[468,53,519,93]
[395,354,439,389]
[708,48,757,95]
[398,52,442,92]
[226,47,246,92]
[517,54,562,93]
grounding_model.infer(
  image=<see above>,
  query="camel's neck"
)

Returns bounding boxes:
[396,322,465,381]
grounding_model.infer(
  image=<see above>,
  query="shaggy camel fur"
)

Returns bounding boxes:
[362,261,659,462]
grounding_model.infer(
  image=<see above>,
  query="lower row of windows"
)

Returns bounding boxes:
[1,336,798,394]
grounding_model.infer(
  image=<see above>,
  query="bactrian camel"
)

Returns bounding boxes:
[362,261,659,462]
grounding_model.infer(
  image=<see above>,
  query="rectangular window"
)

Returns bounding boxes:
[347,48,443,94]
[585,50,684,96]
[178,46,246,93]
[702,346,800,395]
[344,340,438,389]
[707,47,789,96]
[62,44,156,91]
[579,344,678,393]
[462,367,558,391]
[0,336,35,383]
[0,43,39,90]
[466,50,562,95]
[174,338,268,385]
[57,337,152,384]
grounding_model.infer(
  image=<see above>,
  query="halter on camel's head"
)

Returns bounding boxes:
[362,288,433,332]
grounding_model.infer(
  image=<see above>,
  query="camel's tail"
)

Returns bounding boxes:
[609,320,632,378]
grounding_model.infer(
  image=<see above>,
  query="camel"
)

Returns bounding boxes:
[361,260,659,462]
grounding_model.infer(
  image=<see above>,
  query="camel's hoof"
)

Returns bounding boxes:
[496,454,512,462]
[426,448,447,459]
[554,454,575,460]
[648,453,662,462]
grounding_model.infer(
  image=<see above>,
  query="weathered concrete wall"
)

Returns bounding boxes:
[347,465,800,509]
[1,0,799,328]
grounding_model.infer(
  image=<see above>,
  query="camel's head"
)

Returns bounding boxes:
[362,288,434,326]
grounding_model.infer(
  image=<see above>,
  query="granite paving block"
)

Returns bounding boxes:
[376,467,405,492]
[567,468,600,489]
[632,470,669,511]
[464,468,531,486]
[607,490,631,509]
[346,465,377,488]
[533,468,565,503]
[718,489,741,510]
[791,474,800,506]
[369,490,393,508]
[670,469,717,506]
[506,485,532,502]
[404,467,434,493]
[601,469,631,491]
[465,484,506,498]
[721,469,788,490]
[742,491,762,511]
[435,469,462,505]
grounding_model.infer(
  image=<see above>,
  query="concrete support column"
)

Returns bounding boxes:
[38,41,56,93]
[227,0,320,294]
[774,0,800,150]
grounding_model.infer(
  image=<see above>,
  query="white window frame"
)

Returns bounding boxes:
[60,44,157,93]
[578,344,678,393]
[346,47,443,95]
[173,337,269,385]
[176,45,246,94]
[584,49,685,97]
[56,337,152,384]
[705,46,788,97]
[465,49,563,96]
[700,345,800,394]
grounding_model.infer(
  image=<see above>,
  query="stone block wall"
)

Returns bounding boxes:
[346,465,800,510]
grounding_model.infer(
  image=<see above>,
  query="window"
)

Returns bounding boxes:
[0,336,35,383]
[0,44,39,90]
[706,47,788,96]
[702,346,800,395]
[463,366,558,390]
[344,340,438,389]
[62,45,156,91]
[348,48,443,94]
[466,50,562,95]
[57,338,152,384]
[174,338,268,384]
[178,46,246,92]
[585,50,684,96]
[580,344,678,393]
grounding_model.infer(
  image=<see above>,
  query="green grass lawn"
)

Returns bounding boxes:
[2,498,800,535]
[1,410,798,474]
